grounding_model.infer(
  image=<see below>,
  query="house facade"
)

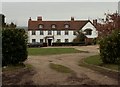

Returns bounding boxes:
[28,16,98,46]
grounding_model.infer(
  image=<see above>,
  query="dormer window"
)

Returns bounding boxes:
[65,24,69,28]
[51,24,56,28]
[39,24,43,29]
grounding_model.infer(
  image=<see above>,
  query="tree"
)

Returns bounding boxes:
[105,12,120,29]
[2,28,28,66]
[96,12,120,38]
[100,30,120,64]
[4,22,16,29]
[73,31,86,43]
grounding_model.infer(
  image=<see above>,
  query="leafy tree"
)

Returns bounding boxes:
[4,22,16,29]
[73,31,86,43]
[100,30,120,64]
[97,12,120,38]
[2,28,28,66]
[105,12,120,28]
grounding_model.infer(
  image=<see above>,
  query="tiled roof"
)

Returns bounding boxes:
[28,17,90,30]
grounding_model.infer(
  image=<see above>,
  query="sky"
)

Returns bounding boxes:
[1,1,119,27]
[1,0,120,2]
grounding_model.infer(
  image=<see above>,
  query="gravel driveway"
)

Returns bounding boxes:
[25,45,118,85]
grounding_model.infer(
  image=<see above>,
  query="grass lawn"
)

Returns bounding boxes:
[49,63,73,73]
[84,55,102,66]
[84,55,118,71]
[2,63,33,72]
[28,48,87,56]
[2,63,25,72]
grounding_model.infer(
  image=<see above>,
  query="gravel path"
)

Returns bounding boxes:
[25,45,118,85]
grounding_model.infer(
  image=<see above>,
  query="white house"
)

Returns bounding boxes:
[28,16,98,46]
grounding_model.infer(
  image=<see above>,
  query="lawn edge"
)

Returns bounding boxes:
[79,57,119,80]
[28,47,88,56]
[83,58,119,73]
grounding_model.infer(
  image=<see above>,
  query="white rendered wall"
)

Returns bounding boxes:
[81,22,98,38]
[28,30,76,43]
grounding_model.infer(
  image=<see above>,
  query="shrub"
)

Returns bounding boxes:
[99,30,120,64]
[73,31,86,43]
[2,28,28,66]
[52,42,85,46]
[92,38,97,45]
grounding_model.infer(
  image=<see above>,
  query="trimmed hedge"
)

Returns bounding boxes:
[43,43,47,47]
[52,42,85,46]
[99,30,120,64]
[2,28,28,66]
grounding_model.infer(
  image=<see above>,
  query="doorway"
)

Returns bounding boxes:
[48,39,52,46]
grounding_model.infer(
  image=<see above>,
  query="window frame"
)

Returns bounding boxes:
[32,39,36,43]
[57,30,61,35]
[65,39,69,43]
[32,30,36,35]
[57,39,61,43]
[40,30,44,35]
[84,29,92,35]
[65,30,69,35]
[40,39,43,43]
[73,31,76,35]
[48,30,52,35]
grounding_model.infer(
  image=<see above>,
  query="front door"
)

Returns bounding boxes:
[48,39,52,46]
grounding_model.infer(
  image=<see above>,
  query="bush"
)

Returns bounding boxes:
[92,38,97,45]
[99,30,120,64]
[73,31,86,43]
[52,42,85,46]
[2,28,28,66]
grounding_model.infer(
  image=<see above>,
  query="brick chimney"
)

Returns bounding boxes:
[37,16,42,21]
[71,17,74,21]
[93,19,97,26]
[29,17,31,21]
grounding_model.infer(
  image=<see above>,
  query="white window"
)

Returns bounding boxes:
[48,30,52,35]
[40,30,44,35]
[57,30,61,35]
[39,24,43,28]
[32,30,36,35]
[73,31,76,35]
[65,30,68,35]
[32,39,36,43]
[65,39,69,43]
[57,39,61,43]
[40,39,43,43]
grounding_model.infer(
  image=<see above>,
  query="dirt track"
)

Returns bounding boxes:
[25,45,118,85]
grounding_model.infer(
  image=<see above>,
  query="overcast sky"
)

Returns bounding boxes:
[2,2,119,26]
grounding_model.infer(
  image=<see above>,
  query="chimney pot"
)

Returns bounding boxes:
[71,17,74,21]
[93,19,97,25]
[37,16,42,21]
[29,17,31,21]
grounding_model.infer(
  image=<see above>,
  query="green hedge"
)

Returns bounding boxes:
[2,28,28,66]
[99,30,120,64]
[52,42,85,46]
